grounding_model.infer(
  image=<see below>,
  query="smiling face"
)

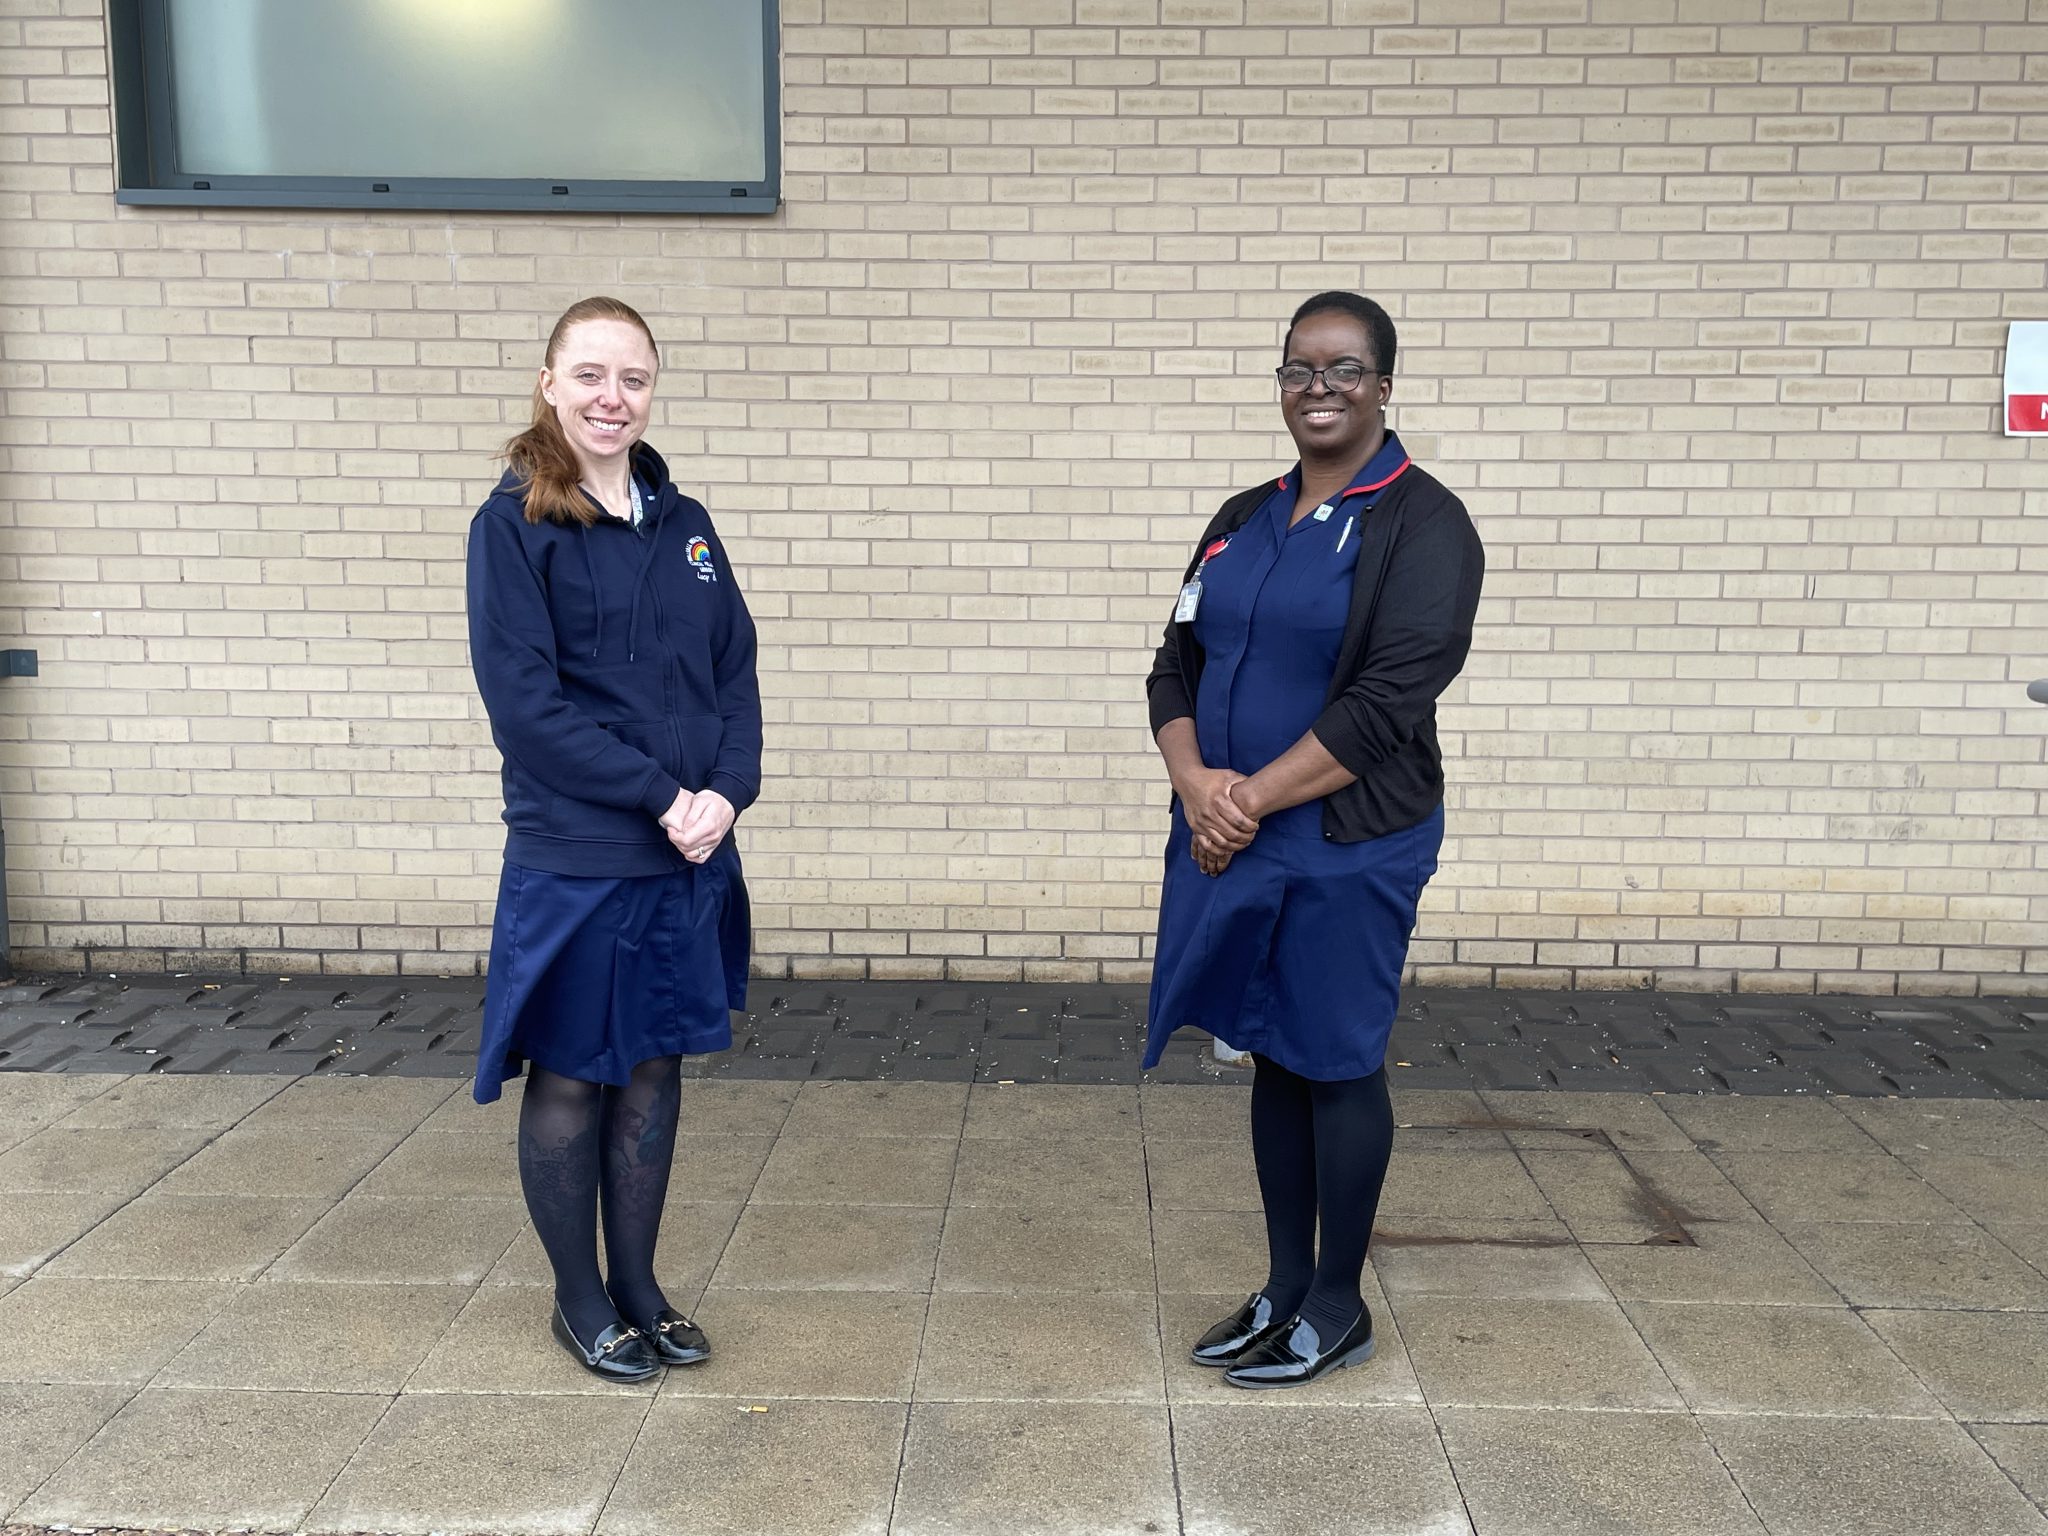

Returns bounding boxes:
[1280,308,1392,466]
[540,317,658,472]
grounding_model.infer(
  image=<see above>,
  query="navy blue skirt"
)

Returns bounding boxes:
[1145,803,1441,1081]
[473,851,749,1104]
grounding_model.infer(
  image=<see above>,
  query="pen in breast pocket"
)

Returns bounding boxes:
[1335,515,1354,553]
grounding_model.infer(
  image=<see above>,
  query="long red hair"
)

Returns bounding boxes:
[503,296,659,526]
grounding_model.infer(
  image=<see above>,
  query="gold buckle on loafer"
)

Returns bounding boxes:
[597,1327,644,1357]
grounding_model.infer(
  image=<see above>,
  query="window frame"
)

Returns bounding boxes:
[106,0,782,214]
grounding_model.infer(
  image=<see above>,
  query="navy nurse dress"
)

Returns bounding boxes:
[1144,435,1443,1081]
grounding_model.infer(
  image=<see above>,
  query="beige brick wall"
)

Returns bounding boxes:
[1,0,2044,994]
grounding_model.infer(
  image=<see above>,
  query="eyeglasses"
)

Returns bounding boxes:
[1275,363,1377,394]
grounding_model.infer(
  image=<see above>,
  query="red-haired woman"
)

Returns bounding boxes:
[466,297,761,1382]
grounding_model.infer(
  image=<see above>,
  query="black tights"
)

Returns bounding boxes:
[517,1055,682,1341]
[1249,1054,1394,1341]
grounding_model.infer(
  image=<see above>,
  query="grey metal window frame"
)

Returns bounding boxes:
[107,0,781,214]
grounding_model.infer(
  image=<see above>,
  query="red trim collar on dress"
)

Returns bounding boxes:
[1276,457,1413,498]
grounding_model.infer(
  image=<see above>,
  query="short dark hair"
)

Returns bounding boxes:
[1283,291,1397,377]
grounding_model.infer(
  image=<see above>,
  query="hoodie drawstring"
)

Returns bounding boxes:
[580,490,670,663]
[623,510,666,663]
[579,523,604,660]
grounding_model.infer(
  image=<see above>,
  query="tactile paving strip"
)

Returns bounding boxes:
[0,975,2043,1096]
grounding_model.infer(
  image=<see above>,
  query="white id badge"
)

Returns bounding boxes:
[1174,581,1202,623]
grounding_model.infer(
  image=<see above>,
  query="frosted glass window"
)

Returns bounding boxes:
[112,0,779,211]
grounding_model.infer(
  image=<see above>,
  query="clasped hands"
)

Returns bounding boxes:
[1177,766,1258,878]
[660,788,734,864]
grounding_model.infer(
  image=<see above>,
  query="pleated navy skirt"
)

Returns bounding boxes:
[473,850,750,1104]
[1144,802,1442,1082]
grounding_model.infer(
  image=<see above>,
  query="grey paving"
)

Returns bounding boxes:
[6,975,2047,1095]
[0,1072,2046,1535]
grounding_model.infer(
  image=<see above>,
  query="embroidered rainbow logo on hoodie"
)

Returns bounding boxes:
[687,535,717,583]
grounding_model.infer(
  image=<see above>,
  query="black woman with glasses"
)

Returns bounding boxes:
[1144,292,1484,1388]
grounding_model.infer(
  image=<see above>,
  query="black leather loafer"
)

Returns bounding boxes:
[1191,1291,1288,1368]
[551,1302,660,1383]
[1223,1309,1375,1390]
[641,1307,711,1367]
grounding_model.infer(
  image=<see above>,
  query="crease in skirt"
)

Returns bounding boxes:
[473,854,749,1103]
[1145,803,1441,1081]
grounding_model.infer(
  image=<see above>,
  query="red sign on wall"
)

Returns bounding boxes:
[2007,323,2048,437]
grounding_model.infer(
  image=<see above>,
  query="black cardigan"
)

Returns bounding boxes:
[1146,461,1485,842]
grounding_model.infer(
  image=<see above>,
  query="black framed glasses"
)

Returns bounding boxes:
[1276,362,1375,394]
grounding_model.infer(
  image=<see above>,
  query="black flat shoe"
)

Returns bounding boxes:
[1223,1309,1375,1390]
[640,1307,711,1367]
[551,1302,660,1383]
[1191,1291,1288,1368]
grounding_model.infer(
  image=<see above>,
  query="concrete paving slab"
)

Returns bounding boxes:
[41,1192,327,1281]
[749,1133,957,1207]
[1896,1154,2048,1227]
[673,1078,802,1138]
[1586,1219,1842,1306]
[0,1128,207,1196]
[667,1134,775,1202]
[159,1280,470,1393]
[1152,1208,1268,1295]
[1174,1403,1471,1536]
[949,1135,1147,1208]
[1515,1148,1701,1241]
[1438,1406,1765,1536]
[356,1129,523,1199]
[1477,1089,1694,1151]
[781,1080,967,1139]
[272,1194,525,1284]
[16,1387,385,1532]
[1380,1150,1556,1222]
[1392,1296,1684,1411]
[1864,1309,2048,1423]
[483,1200,740,1293]
[1160,1290,1421,1407]
[1371,1221,1608,1301]
[0,1074,117,1149]
[242,1073,459,1134]
[600,1398,905,1536]
[1837,1099,2048,1159]
[1971,1424,2048,1510]
[1138,1082,1250,1141]
[1389,1087,1493,1124]
[1658,1096,1872,1152]
[1984,1221,2048,1278]
[308,1392,646,1536]
[0,1278,232,1385]
[894,1401,1177,1536]
[936,1205,1155,1294]
[408,1285,662,1398]
[712,1203,943,1291]
[155,1124,402,1199]
[1145,1135,1262,1211]
[0,1382,131,1518]
[0,1189,125,1278]
[1625,1301,1942,1417]
[962,1082,1140,1140]
[1711,1152,1967,1225]
[50,1073,285,1130]
[1781,1221,2048,1310]
[914,1290,1161,1403]
[1707,1415,2048,1536]
[418,1081,522,1132]
[668,1289,925,1402]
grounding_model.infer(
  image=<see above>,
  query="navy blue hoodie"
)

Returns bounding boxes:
[466,442,762,877]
